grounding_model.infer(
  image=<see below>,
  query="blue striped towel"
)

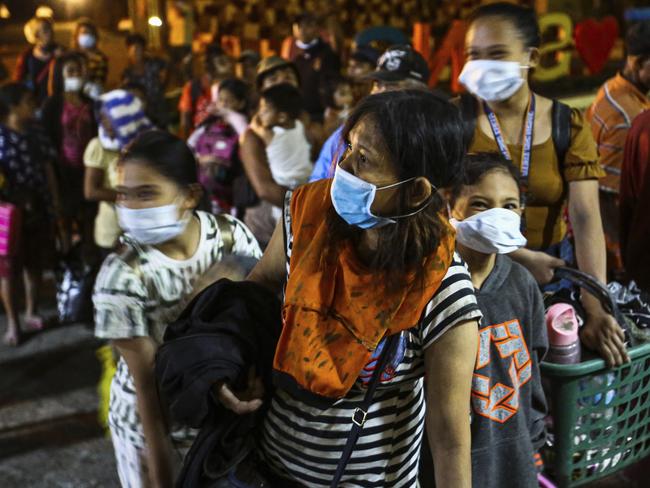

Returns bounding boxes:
[99,89,152,150]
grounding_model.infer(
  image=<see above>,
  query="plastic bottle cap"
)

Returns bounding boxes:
[546,303,579,346]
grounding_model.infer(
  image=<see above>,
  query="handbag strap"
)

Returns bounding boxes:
[330,333,400,488]
[215,214,234,254]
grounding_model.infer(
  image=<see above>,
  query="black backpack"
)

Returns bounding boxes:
[457,92,572,166]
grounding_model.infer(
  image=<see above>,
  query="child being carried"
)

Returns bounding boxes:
[251,82,312,190]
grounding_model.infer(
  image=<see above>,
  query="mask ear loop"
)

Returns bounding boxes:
[521,49,534,70]
[174,193,194,226]
[384,187,439,220]
[375,176,417,191]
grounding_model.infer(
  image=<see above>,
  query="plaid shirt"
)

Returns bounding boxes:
[587,73,650,194]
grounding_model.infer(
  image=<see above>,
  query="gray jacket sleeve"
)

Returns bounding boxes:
[529,281,549,451]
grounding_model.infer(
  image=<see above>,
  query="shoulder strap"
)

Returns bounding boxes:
[457,92,478,152]
[118,245,144,281]
[551,100,572,167]
[215,214,234,254]
[330,333,400,488]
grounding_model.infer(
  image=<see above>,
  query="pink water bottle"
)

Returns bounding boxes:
[545,303,581,364]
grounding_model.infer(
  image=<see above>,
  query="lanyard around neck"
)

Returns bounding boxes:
[483,94,535,231]
[483,94,536,184]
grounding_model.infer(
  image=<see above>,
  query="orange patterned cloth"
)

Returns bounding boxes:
[274,179,455,400]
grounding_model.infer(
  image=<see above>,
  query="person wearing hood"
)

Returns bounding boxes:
[83,89,152,257]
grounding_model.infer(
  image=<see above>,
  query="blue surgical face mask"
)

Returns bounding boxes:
[78,33,97,50]
[330,163,418,229]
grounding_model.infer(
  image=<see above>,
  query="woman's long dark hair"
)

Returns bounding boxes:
[325,89,465,290]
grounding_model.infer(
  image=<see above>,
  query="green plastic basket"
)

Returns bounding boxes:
[541,342,650,487]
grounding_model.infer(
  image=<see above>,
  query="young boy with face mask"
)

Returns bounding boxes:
[449,152,548,488]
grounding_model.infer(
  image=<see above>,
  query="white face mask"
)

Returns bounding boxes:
[296,38,319,50]
[98,125,120,151]
[450,207,527,254]
[64,77,83,93]
[458,60,528,102]
[117,202,190,245]
[78,33,96,49]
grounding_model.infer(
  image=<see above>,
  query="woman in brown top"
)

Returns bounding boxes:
[459,3,628,367]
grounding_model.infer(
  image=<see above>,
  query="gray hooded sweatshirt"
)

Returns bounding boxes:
[470,255,548,488]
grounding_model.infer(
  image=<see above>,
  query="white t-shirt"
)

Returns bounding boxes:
[266,119,313,189]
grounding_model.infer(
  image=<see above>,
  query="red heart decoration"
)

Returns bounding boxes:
[574,16,619,74]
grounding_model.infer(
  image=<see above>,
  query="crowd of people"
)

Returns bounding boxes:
[201,0,434,46]
[1,2,649,487]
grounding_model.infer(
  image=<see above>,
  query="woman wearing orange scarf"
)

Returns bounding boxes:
[220,90,481,487]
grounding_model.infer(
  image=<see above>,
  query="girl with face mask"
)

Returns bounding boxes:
[458,2,627,368]
[448,152,548,488]
[93,130,261,487]
[42,53,97,260]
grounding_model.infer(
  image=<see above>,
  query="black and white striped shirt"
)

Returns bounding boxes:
[259,198,482,487]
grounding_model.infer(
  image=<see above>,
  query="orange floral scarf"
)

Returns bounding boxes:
[274,179,455,400]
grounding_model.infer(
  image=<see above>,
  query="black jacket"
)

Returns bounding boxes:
[156,279,282,487]
[291,38,341,122]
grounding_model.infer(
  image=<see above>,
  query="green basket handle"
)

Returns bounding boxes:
[541,341,650,376]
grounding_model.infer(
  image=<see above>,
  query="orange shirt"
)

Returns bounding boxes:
[178,76,212,130]
[277,179,455,400]
[587,73,650,194]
